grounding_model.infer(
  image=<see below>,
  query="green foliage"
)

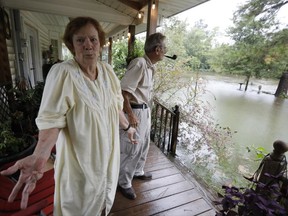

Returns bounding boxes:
[246,146,269,161]
[161,18,216,72]
[111,41,128,79]
[218,0,288,79]
[0,82,44,157]
[156,0,288,81]
[153,59,236,168]
[215,183,287,216]
[0,120,26,157]
[10,82,44,135]
[184,20,216,70]
[112,39,144,79]
[236,0,288,24]
[278,92,288,99]
[153,61,191,100]
[161,17,188,58]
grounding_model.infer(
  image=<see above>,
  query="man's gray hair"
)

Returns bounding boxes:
[144,32,166,53]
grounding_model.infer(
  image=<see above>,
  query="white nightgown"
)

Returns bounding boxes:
[36,59,123,216]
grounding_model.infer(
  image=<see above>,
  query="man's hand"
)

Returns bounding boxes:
[127,112,139,128]
[0,155,46,209]
[127,126,138,144]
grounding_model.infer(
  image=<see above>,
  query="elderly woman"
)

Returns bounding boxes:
[1,17,136,216]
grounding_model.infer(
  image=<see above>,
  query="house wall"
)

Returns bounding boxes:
[22,11,64,62]
[21,11,50,53]
[6,10,63,87]
[21,11,48,85]
[6,39,16,85]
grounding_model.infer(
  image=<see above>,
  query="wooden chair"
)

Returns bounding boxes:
[0,169,55,215]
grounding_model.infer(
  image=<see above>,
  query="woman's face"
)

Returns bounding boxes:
[72,23,101,66]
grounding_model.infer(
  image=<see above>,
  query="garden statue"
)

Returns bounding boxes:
[215,141,288,215]
[246,139,288,211]
[252,140,288,188]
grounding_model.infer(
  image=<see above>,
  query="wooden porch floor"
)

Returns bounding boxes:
[110,143,216,216]
[0,143,217,215]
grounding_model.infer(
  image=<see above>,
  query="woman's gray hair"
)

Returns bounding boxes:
[144,32,166,53]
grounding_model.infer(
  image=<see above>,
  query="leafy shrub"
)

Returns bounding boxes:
[0,120,27,157]
[215,181,287,216]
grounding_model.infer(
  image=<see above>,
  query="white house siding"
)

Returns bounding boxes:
[7,40,16,85]
[21,11,50,52]
[21,11,64,84]
[6,9,64,86]
[21,11,49,84]
[6,10,48,86]
[2,8,16,86]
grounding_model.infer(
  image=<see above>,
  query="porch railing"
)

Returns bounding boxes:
[151,99,180,156]
[0,85,181,156]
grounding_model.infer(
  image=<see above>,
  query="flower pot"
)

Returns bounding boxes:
[0,135,37,168]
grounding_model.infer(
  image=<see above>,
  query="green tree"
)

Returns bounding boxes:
[184,20,216,71]
[214,0,288,95]
[264,28,288,78]
[161,17,188,59]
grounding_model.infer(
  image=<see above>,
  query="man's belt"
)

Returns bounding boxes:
[130,103,148,109]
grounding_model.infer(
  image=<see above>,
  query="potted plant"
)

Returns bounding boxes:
[214,181,287,216]
[0,82,44,168]
[10,81,44,136]
[0,119,36,167]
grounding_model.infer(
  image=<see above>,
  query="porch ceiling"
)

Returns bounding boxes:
[1,0,210,39]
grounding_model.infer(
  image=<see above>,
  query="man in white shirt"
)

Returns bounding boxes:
[118,33,167,200]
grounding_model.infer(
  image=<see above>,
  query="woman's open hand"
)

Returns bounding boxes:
[0,155,46,209]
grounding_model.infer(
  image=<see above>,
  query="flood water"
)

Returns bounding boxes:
[175,74,288,190]
[206,75,288,150]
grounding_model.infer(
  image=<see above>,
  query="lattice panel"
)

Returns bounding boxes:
[0,84,11,123]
